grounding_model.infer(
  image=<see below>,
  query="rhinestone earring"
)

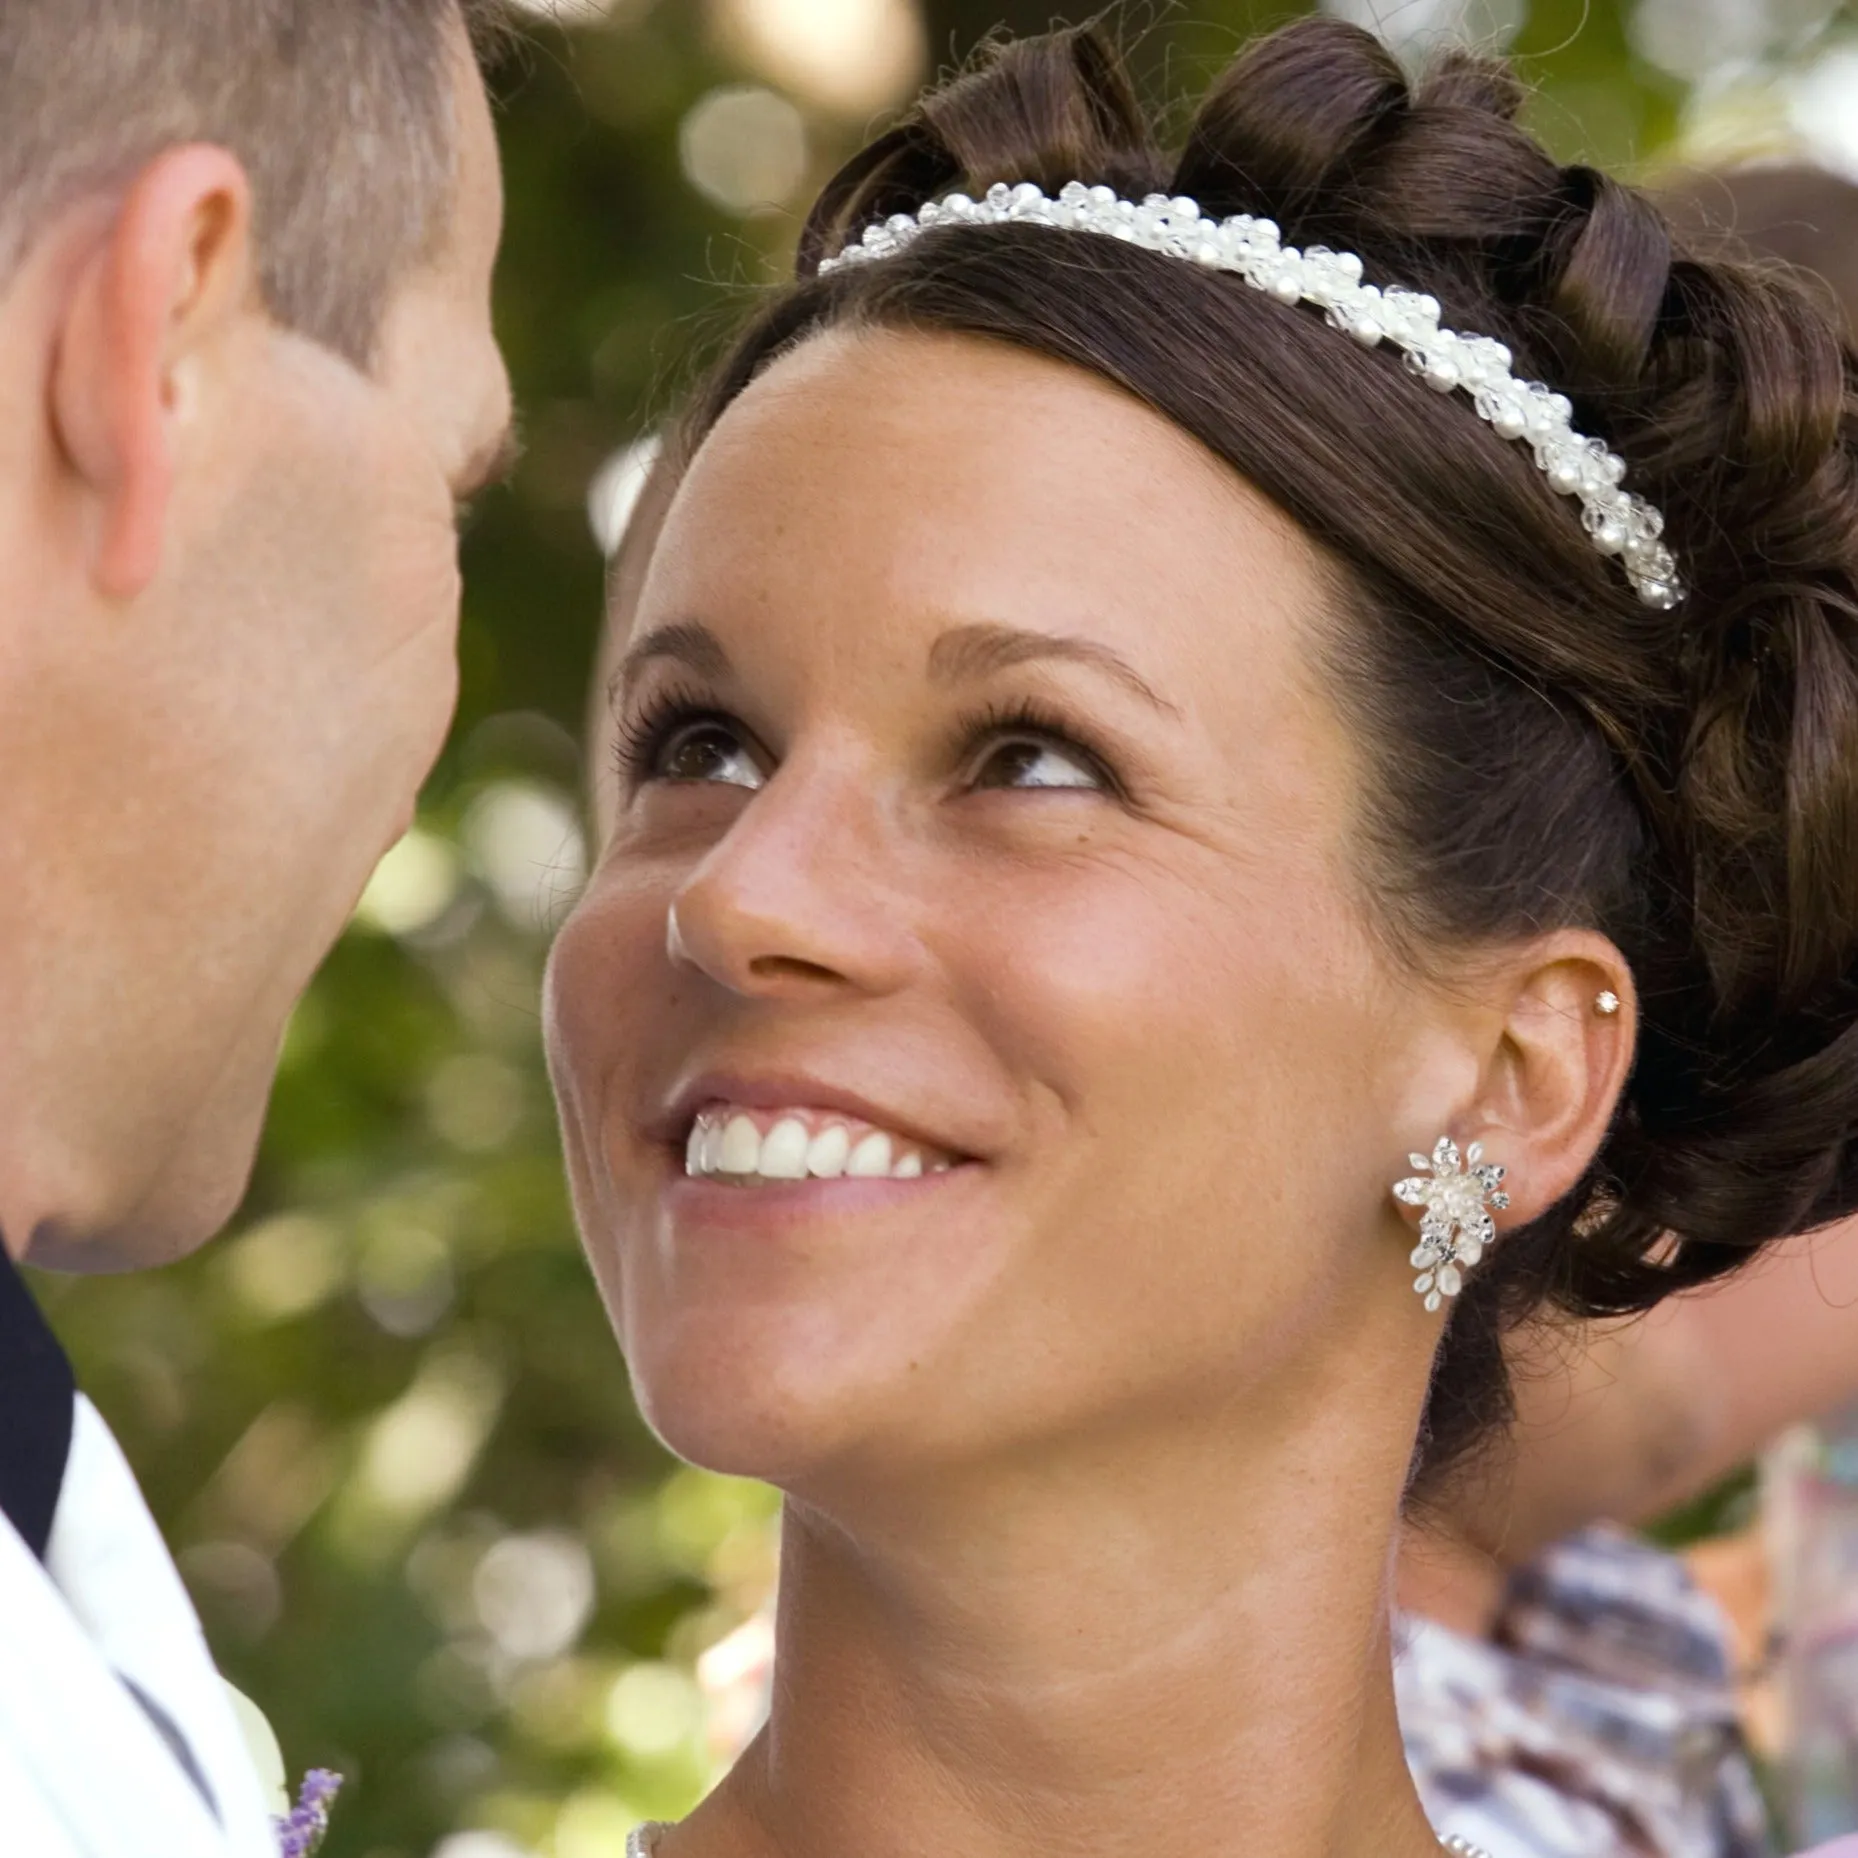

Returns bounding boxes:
[1394,1137,1510,1313]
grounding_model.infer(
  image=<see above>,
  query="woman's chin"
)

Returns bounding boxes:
[605,1165,1013,1481]
[633,1371,890,1490]
[625,1312,956,1492]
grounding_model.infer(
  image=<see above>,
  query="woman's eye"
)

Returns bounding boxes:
[656,721,764,789]
[973,737,1105,792]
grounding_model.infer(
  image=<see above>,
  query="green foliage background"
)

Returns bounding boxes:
[31,2,1851,1853]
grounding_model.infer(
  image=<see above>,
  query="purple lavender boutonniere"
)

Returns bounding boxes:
[275,1770,343,1858]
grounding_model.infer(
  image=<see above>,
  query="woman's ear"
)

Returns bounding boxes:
[1461,930,1634,1224]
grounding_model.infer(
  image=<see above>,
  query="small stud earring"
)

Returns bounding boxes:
[1394,1137,1510,1313]
[1594,990,1621,1016]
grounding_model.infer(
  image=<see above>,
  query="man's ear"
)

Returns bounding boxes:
[1459,930,1636,1224]
[50,145,255,600]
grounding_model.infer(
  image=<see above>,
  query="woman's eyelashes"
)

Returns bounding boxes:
[615,686,1125,801]
[956,700,1120,796]
[615,684,768,792]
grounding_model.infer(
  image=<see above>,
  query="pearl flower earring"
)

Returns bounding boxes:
[1394,1137,1510,1312]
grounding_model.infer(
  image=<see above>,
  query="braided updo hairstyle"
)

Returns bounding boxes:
[676,17,1858,1485]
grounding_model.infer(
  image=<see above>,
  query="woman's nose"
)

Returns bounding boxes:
[665,769,920,1002]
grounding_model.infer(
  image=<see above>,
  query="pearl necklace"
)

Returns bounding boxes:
[628,1826,1491,1856]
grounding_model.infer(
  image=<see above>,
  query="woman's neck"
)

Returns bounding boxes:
[680,1337,1449,1858]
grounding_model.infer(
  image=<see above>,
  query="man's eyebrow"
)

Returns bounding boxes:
[927,621,1180,716]
[456,420,526,507]
[607,621,732,712]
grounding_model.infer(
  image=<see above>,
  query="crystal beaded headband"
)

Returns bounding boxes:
[820,181,1684,609]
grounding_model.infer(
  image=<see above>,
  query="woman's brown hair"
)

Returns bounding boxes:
[667,17,1858,1485]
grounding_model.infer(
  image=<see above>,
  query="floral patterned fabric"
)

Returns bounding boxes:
[1398,1524,1772,1858]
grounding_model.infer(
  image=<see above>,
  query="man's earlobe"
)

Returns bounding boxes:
[49,145,255,601]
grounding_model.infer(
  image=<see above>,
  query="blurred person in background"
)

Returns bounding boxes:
[0,1,512,1851]
[548,16,1858,1858]
[1466,156,1858,1562]
[1392,157,1858,1857]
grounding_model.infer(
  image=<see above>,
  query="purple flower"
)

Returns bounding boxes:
[274,1770,343,1858]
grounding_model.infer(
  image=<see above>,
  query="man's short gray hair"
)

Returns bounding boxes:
[0,0,507,365]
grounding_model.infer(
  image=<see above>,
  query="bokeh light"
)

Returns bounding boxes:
[473,1532,598,1664]
[462,781,587,932]
[678,84,809,214]
[710,0,925,115]
[357,828,465,939]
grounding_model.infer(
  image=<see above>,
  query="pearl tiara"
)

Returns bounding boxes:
[819,180,1684,610]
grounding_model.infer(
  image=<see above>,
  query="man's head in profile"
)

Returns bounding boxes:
[0,1,515,1272]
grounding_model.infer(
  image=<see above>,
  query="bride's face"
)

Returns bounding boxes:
[548,329,1437,1491]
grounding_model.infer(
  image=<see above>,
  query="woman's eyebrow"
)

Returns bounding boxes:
[927,621,1180,717]
[608,621,731,711]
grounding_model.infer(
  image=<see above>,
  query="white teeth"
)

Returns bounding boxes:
[845,1131,894,1177]
[759,1117,810,1179]
[684,1110,953,1182]
[805,1125,850,1178]
[719,1114,761,1176]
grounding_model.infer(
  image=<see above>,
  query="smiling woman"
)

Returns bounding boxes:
[543,16,1858,1858]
